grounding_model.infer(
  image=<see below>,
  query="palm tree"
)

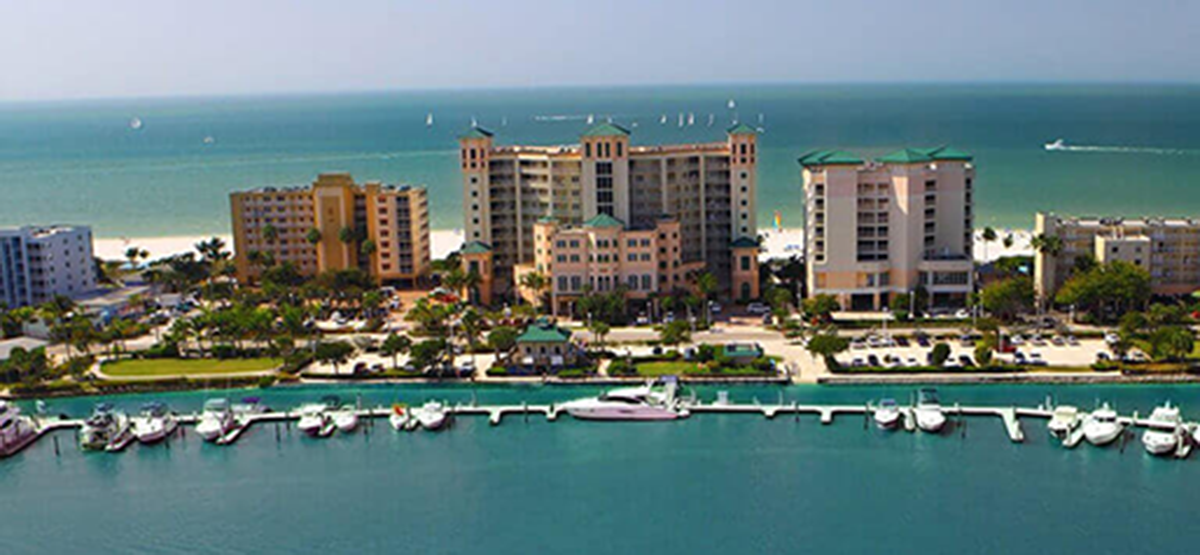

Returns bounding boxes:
[519,271,549,312]
[1003,234,1015,250]
[380,332,412,369]
[693,272,718,324]
[262,224,279,244]
[124,246,149,272]
[305,228,322,246]
[981,227,997,261]
[338,226,356,246]
[360,239,377,260]
[1031,233,1064,257]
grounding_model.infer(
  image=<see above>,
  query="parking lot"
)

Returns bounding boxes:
[836,332,1117,370]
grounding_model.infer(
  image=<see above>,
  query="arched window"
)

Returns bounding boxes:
[740,282,751,301]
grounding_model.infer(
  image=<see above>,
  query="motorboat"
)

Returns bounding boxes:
[0,400,38,457]
[1047,405,1082,438]
[296,403,335,437]
[412,401,451,431]
[1083,403,1124,446]
[562,380,683,421]
[232,397,269,417]
[1142,402,1183,456]
[131,402,178,444]
[80,404,132,451]
[913,388,946,433]
[333,405,359,433]
[1044,138,1066,151]
[873,399,902,429]
[389,404,415,431]
[195,398,237,442]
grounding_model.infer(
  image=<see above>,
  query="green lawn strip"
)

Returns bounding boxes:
[103,358,282,377]
[636,361,700,376]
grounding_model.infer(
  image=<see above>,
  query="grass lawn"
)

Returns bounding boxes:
[636,361,700,376]
[103,358,282,378]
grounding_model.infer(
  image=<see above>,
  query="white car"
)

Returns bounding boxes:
[1104,332,1120,344]
[746,302,771,315]
[709,302,722,314]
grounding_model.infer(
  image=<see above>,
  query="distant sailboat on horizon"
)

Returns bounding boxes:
[728,98,736,110]
[677,113,684,127]
[660,114,667,125]
[426,112,434,127]
[707,114,714,127]
[758,113,764,124]
[687,113,695,126]
[470,115,478,128]
[129,117,143,131]
[587,113,595,125]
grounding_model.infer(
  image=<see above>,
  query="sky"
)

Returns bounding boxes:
[1,0,1198,101]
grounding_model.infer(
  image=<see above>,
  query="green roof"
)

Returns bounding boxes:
[536,216,559,223]
[797,150,864,167]
[727,123,758,135]
[516,320,573,344]
[922,146,973,161]
[460,127,494,139]
[878,148,933,164]
[581,123,631,137]
[459,241,492,255]
[582,213,625,228]
[730,237,759,248]
[722,343,763,358]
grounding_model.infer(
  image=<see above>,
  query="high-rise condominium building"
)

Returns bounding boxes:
[1034,212,1200,299]
[0,225,97,308]
[230,173,430,286]
[458,123,760,300]
[800,147,975,311]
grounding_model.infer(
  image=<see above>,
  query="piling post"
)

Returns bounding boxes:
[275,422,280,443]
[793,402,799,423]
[863,404,869,430]
[523,402,529,424]
[53,435,60,457]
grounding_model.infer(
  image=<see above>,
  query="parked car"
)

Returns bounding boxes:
[1013,352,1029,365]
[1066,335,1080,346]
[895,337,910,347]
[709,301,722,314]
[851,357,866,367]
[746,302,770,315]
[1096,352,1111,362]
[1050,336,1065,347]
[1028,352,1047,366]
[958,354,975,367]
[352,361,369,375]
[1104,332,1120,344]
[905,356,919,367]
[636,315,650,325]
[916,336,931,348]
[867,354,881,367]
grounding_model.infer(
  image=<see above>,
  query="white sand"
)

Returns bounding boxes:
[95,227,1032,265]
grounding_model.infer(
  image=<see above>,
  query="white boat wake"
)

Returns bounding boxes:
[1044,138,1199,155]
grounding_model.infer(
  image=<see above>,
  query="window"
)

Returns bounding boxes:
[628,239,637,248]
[558,276,568,291]
[585,143,591,157]
[628,275,638,289]
[628,254,637,262]
[641,274,652,290]
[740,256,750,271]
[616,143,623,157]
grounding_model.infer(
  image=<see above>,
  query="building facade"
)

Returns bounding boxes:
[230,173,430,286]
[459,123,760,300]
[0,225,97,308]
[1034,212,1200,300]
[800,147,975,311]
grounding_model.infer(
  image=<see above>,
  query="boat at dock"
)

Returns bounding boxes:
[412,401,451,431]
[196,399,237,442]
[333,406,359,433]
[389,404,415,431]
[1141,402,1183,456]
[80,404,133,452]
[914,389,946,433]
[562,379,684,421]
[0,401,39,457]
[296,398,337,437]
[874,399,901,429]
[131,402,178,444]
[1047,406,1082,439]
[1083,403,1124,446]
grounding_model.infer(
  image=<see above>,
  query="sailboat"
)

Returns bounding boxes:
[426,112,434,127]
[470,115,478,128]
[660,114,667,125]
[758,113,764,124]
[677,113,684,127]
[687,113,695,126]
[707,114,714,127]
[129,117,143,131]
[727,98,736,110]
[587,113,595,125]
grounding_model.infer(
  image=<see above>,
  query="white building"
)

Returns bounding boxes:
[0,225,97,308]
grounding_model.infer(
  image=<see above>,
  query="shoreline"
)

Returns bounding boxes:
[95,227,1035,264]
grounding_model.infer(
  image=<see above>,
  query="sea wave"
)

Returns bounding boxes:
[532,114,591,122]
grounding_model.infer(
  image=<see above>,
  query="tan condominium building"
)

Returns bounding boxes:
[800,147,975,312]
[230,173,430,287]
[509,213,761,316]
[1034,212,1200,299]
[459,122,760,300]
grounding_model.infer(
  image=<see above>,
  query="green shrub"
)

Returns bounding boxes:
[696,344,717,362]
[931,343,951,366]
[486,366,509,377]
[608,359,635,376]
[256,375,277,388]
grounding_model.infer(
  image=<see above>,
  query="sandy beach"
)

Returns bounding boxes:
[95,227,1034,266]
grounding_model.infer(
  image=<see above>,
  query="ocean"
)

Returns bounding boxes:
[1,383,1198,554]
[2,84,1200,238]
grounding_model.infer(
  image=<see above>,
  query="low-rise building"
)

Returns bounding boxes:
[512,318,582,370]
[1034,212,1200,299]
[230,173,430,287]
[0,225,97,308]
[800,147,975,311]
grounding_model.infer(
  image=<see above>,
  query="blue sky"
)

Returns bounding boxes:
[1,0,1197,101]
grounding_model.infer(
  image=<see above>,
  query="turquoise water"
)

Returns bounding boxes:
[3,84,1200,237]
[2,383,1199,554]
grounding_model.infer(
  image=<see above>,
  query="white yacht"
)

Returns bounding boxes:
[195,398,237,442]
[1083,403,1124,446]
[129,117,143,130]
[389,404,415,431]
[1047,405,1082,438]
[131,402,177,444]
[914,389,947,433]
[80,404,132,451]
[333,405,359,433]
[296,403,335,437]
[1044,138,1066,151]
[412,401,451,431]
[1142,402,1183,456]
[0,401,38,457]
[562,380,683,421]
[873,398,902,429]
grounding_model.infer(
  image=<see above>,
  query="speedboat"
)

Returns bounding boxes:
[562,380,683,421]
[80,404,132,451]
[1142,402,1183,456]
[333,406,359,433]
[195,398,237,442]
[1047,405,1082,438]
[914,388,946,433]
[1083,403,1124,446]
[873,399,901,429]
[296,403,334,437]
[0,400,38,456]
[131,402,177,444]
[412,401,451,431]
[232,397,269,417]
[1044,139,1066,151]
[389,404,414,431]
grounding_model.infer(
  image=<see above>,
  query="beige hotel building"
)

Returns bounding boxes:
[230,173,430,286]
[801,147,975,311]
[458,123,760,303]
[1034,212,1200,300]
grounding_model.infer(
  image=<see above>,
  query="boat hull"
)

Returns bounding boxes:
[1083,424,1123,446]
[565,407,680,421]
[1143,432,1177,456]
[873,409,901,429]
[915,409,945,433]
